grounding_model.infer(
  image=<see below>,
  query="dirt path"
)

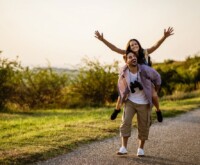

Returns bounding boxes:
[36,109,200,165]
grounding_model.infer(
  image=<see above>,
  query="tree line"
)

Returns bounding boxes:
[0,52,200,111]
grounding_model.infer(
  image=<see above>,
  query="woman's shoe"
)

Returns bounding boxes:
[156,110,163,122]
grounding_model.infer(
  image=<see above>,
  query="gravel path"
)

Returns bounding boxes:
[36,109,200,165]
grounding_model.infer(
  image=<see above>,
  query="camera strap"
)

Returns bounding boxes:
[128,66,139,83]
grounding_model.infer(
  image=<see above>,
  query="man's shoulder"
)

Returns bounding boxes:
[139,64,157,75]
[119,65,128,73]
[139,64,151,71]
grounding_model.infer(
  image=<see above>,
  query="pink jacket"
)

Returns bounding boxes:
[118,64,161,106]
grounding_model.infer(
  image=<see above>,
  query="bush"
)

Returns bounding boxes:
[15,66,70,109]
[70,58,119,107]
[0,54,23,110]
[0,52,71,110]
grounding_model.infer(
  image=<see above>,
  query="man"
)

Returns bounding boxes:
[116,50,161,156]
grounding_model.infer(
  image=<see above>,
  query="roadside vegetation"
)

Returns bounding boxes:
[1,52,200,110]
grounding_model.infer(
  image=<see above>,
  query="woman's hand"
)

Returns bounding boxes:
[94,31,104,41]
[164,27,174,38]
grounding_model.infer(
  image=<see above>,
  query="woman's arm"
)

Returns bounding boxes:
[115,96,122,110]
[94,31,126,55]
[110,96,122,120]
[147,27,174,54]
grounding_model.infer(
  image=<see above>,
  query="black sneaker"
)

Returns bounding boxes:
[156,110,163,122]
[110,109,121,120]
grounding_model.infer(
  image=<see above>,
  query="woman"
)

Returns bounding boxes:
[94,27,174,119]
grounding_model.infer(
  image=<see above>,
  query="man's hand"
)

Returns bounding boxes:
[94,31,104,41]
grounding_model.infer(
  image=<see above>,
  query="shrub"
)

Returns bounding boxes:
[70,58,119,107]
[0,54,23,110]
[16,66,70,109]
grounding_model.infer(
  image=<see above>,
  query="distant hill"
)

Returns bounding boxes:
[51,67,78,74]
[153,54,200,71]
[33,66,78,75]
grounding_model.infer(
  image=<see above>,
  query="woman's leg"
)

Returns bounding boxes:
[115,96,121,110]
[152,87,160,111]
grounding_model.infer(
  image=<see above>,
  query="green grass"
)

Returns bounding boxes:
[0,108,121,164]
[0,95,200,164]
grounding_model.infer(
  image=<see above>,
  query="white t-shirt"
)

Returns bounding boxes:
[128,71,149,104]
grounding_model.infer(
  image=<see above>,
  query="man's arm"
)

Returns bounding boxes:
[94,31,126,55]
[147,27,174,54]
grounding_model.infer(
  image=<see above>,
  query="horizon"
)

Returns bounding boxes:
[1,50,198,70]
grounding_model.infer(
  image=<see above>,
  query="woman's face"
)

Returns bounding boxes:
[129,40,139,53]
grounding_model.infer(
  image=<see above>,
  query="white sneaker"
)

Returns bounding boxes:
[137,148,144,157]
[117,146,128,155]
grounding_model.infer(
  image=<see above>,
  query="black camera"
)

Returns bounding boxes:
[130,81,143,93]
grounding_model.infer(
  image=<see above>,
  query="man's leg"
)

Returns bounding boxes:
[118,100,136,155]
[136,104,150,156]
[122,136,129,148]
[139,139,145,149]
[137,140,146,157]
[117,136,129,155]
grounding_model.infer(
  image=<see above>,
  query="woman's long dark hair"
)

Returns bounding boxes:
[126,39,152,66]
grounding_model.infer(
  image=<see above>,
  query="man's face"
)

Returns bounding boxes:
[126,52,137,67]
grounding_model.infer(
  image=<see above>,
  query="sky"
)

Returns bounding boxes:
[0,0,200,68]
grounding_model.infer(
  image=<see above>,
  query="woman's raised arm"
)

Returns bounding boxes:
[95,31,126,55]
[147,27,174,54]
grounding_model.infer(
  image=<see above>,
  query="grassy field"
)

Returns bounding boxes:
[1,92,200,164]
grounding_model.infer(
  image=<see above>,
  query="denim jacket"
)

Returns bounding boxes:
[118,64,161,106]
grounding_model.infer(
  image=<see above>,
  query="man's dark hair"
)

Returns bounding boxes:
[124,50,137,62]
